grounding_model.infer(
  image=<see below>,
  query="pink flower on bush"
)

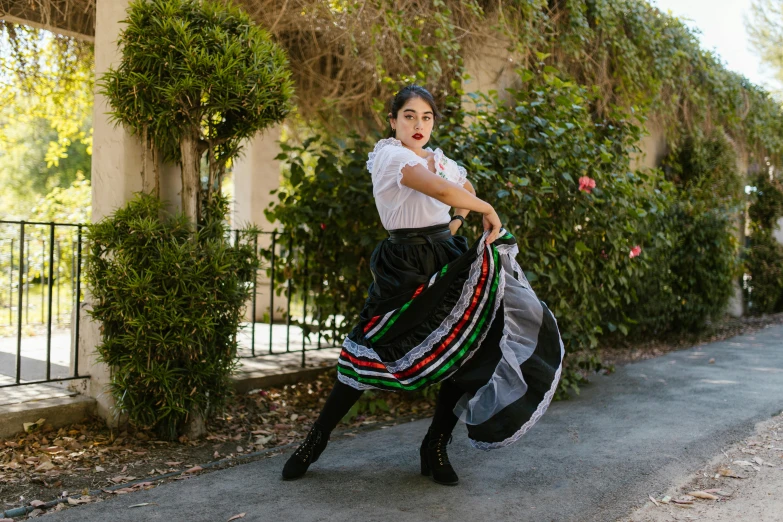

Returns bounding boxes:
[629,245,642,259]
[579,176,596,193]
[506,181,513,188]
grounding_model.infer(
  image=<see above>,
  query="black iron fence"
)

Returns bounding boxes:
[0,221,342,389]
[236,230,343,364]
[0,220,86,388]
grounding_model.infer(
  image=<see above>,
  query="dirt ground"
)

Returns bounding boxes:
[0,371,436,517]
[624,412,783,522]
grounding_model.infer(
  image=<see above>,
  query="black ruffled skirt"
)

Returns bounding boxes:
[338,223,564,450]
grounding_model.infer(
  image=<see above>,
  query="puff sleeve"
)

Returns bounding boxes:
[367,139,427,209]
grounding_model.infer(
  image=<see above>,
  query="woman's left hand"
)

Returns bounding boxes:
[449,220,461,236]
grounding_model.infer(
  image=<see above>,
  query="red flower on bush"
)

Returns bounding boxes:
[579,176,596,193]
[629,245,642,258]
[320,223,326,231]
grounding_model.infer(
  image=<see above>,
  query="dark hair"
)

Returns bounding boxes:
[387,85,442,137]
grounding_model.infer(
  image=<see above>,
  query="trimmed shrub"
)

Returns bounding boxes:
[85,195,258,439]
[100,0,294,222]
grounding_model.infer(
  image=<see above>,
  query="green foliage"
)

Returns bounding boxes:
[745,232,783,314]
[439,65,672,389]
[663,130,743,208]
[270,63,672,396]
[267,0,783,397]
[748,173,783,233]
[342,390,390,423]
[630,205,740,333]
[100,0,294,219]
[0,24,93,219]
[264,135,387,342]
[84,194,258,439]
[29,174,92,225]
[521,0,783,160]
[746,172,783,315]
[101,0,293,162]
[445,67,670,348]
[629,130,742,334]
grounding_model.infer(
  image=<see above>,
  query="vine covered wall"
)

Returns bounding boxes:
[265,0,783,394]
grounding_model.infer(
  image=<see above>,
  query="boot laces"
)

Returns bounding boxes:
[294,426,322,462]
[434,433,453,466]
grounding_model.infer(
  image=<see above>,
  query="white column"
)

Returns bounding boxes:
[728,148,750,318]
[231,126,287,321]
[89,0,146,221]
[71,0,145,423]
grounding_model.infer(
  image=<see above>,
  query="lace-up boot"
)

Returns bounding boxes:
[420,428,459,485]
[282,422,329,480]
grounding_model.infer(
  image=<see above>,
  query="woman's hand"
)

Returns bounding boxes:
[483,207,502,245]
[449,219,461,236]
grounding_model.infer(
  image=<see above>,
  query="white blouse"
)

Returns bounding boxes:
[367,138,469,231]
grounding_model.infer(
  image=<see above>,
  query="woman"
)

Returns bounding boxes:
[282,85,564,485]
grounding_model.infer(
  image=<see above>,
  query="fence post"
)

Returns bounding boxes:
[15,223,24,384]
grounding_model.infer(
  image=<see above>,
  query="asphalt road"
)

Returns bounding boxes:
[42,325,783,522]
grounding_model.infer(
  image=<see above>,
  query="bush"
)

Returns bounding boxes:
[748,173,783,233]
[629,130,742,334]
[746,172,783,315]
[264,136,386,342]
[439,66,672,387]
[630,205,739,333]
[745,233,783,314]
[84,194,258,439]
[269,63,673,395]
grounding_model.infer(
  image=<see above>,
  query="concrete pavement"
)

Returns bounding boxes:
[40,325,783,522]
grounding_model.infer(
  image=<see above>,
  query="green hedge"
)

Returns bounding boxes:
[85,195,258,438]
[266,0,783,395]
[630,205,739,334]
[628,129,742,334]
[746,173,783,315]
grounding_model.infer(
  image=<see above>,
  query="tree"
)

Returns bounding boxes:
[0,22,93,219]
[100,0,294,224]
[746,0,783,89]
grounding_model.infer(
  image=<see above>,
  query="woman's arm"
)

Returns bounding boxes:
[449,180,474,235]
[400,163,502,244]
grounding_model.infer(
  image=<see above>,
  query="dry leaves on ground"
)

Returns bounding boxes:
[642,415,783,515]
[0,369,434,516]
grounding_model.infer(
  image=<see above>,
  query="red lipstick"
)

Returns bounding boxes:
[412,133,424,140]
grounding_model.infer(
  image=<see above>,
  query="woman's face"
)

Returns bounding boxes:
[390,96,435,149]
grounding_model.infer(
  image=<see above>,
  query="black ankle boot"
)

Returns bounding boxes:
[420,429,459,485]
[282,423,329,480]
